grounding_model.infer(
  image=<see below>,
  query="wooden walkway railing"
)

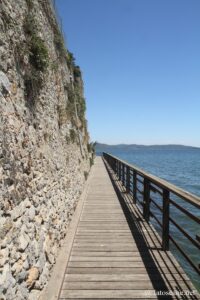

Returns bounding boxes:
[48,156,200,299]
[103,152,200,277]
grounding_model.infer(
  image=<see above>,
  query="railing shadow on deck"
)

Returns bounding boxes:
[103,158,199,300]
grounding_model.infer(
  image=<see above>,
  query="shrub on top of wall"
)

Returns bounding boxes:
[73,65,81,78]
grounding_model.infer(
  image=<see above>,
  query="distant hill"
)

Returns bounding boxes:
[95,142,200,155]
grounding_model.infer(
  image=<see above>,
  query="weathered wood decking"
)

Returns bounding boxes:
[54,157,199,299]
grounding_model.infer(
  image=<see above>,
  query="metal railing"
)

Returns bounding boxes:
[103,152,200,276]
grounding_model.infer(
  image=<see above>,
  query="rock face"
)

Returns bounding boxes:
[0,0,93,299]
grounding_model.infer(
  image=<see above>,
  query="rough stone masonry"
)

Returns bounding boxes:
[0,0,93,299]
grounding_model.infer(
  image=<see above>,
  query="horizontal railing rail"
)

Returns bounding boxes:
[103,152,200,276]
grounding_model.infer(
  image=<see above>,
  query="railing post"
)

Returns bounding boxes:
[119,162,121,181]
[133,171,137,204]
[114,159,117,174]
[123,165,126,186]
[122,164,125,186]
[126,166,130,193]
[143,178,150,221]
[162,189,170,251]
[111,157,114,171]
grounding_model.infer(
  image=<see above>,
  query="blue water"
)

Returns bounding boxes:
[103,148,200,291]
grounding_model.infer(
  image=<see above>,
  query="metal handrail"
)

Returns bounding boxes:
[103,152,200,276]
[103,152,200,207]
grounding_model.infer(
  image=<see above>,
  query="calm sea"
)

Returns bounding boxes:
[101,148,200,291]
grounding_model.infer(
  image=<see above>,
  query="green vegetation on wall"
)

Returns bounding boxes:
[25,0,34,10]
[73,65,81,78]
[24,13,49,72]
[22,5,49,106]
[22,0,89,143]
[66,51,75,69]
[54,29,66,59]
[29,35,49,72]
[69,129,77,143]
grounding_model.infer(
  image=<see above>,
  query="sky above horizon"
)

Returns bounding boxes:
[56,0,200,146]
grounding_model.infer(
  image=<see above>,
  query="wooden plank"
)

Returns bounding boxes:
[60,289,192,299]
[82,210,122,212]
[61,281,195,291]
[59,298,174,300]
[73,238,161,246]
[73,243,158,249]
[80,218,127,221]
[78,221,128,224]
[77,230,131,233]
[66,267,185,275]
[69,256,180,266]
[74,236,133,239]
[70,251,143,257]
[59,298,170,300]
[73,239,135,243]
[64,273,190,282]
[81,212,123,215]
[73,236,133,239]
[83,205,121,207]
[70,251,180,267]
[83,204,120,206]
[72,243,140,248]
[67,261,180,268]
[75,232,133,236]
[74,233,160,239]
[74,237,134,241]
[79,221,127,224]
[77,226,130,229]
[74,236,134,240]
[70,256,144,262]
[61,281,156,290]
[73,243,138,246]
[72,247,140,251]
[80,217,126,219]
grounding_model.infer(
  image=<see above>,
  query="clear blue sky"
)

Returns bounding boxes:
[56,0,200,146]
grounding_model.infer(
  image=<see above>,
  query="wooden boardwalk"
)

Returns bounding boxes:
[58,157,199,299]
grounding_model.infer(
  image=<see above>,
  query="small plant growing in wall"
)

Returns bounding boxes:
[90,157,94,168]
[54,29,66,58]
[23,15,36,35]
[69,129,77,143]
[29,35,49,71]
[87,142,93,153]
[25,0,34,10]
[22,11,49,106]
[78,97,86,121]
[57,105,67,128]
[23,15,49,72]
[84,171,89,180]
[66,51,75,69]
[73,65,81,78]
[51,61,59,71]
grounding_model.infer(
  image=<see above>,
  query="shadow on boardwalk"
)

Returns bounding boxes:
[103,158,199,300]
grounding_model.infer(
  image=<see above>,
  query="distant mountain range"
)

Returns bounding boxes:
[95,142,200,155]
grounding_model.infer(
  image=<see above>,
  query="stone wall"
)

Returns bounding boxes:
[0,0,92,299]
